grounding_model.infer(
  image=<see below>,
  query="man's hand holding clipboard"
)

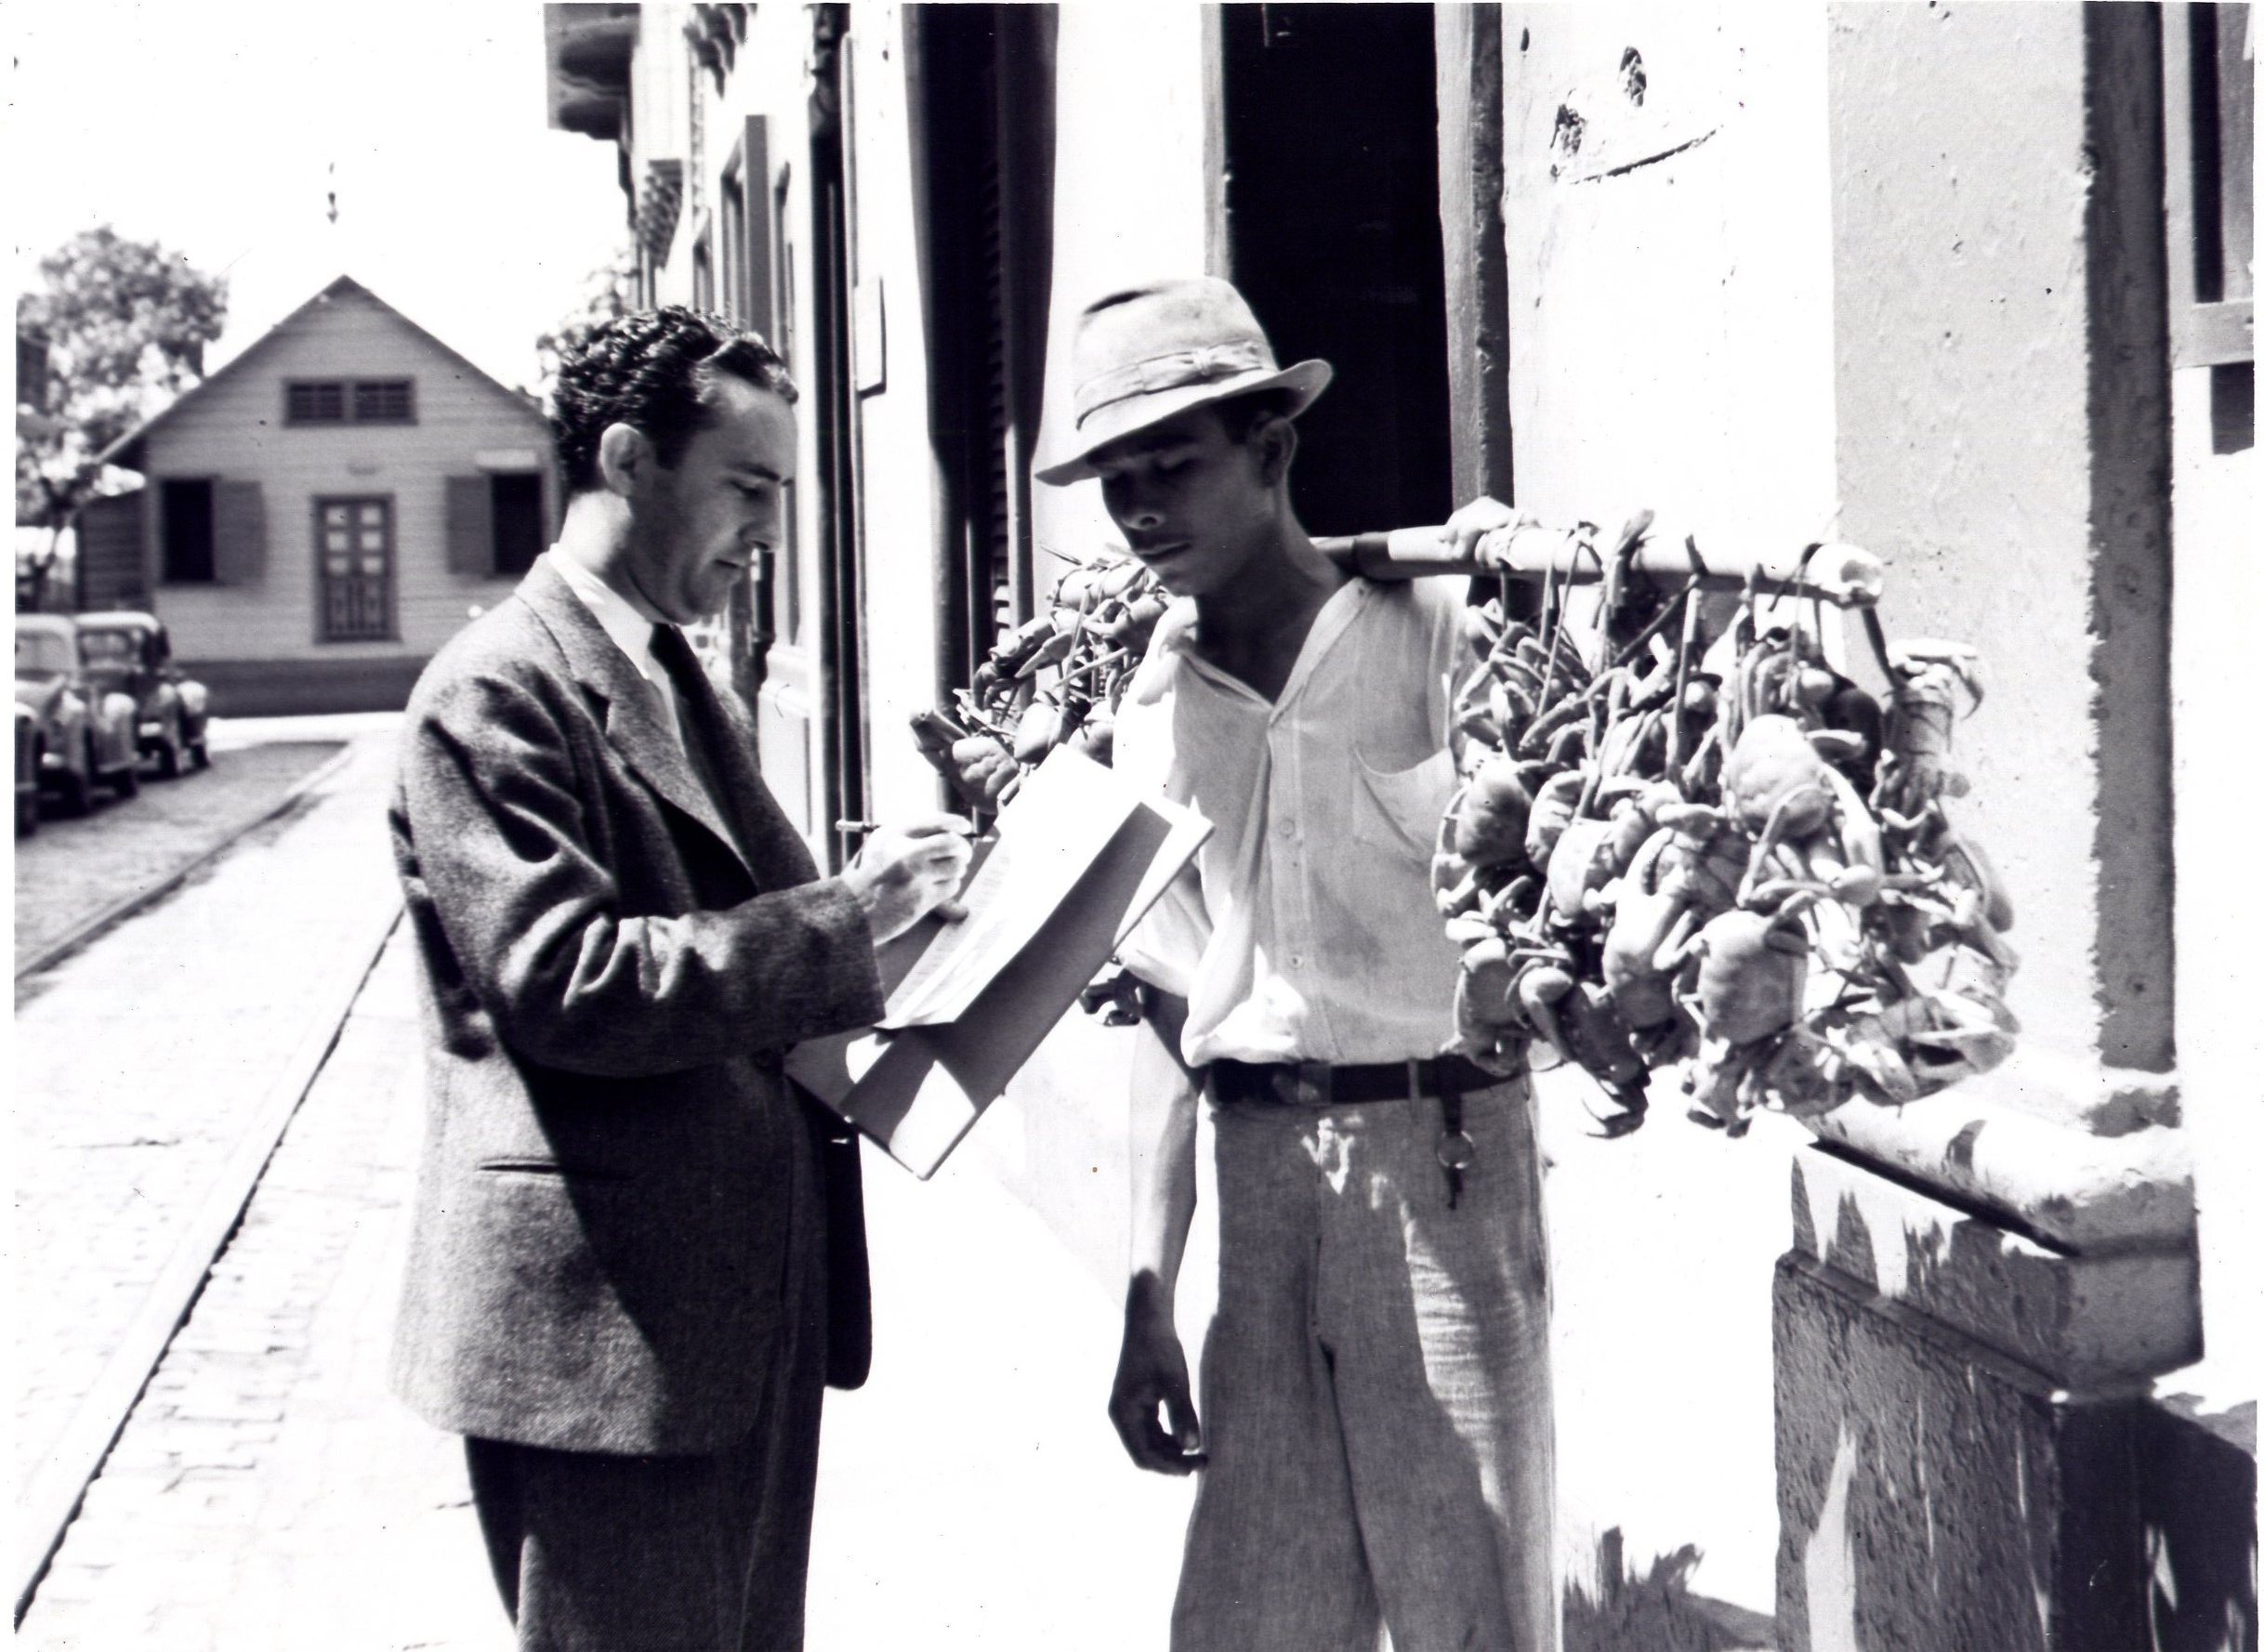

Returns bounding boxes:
[789,748,1210,1178]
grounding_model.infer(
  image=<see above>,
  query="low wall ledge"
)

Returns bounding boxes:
[1807,1082,2192,1257]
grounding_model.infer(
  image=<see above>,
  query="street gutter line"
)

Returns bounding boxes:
[11,895,404,1626]
[14,741,358,986]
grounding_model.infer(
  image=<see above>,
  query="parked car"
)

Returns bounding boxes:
[15,701,38,835]
[75,610,211,777]
[14,613,141,814]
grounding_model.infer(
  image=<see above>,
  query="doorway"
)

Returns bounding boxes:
[1216,4,1454,537]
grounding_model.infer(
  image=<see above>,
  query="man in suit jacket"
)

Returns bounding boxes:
[388,308,971,1651]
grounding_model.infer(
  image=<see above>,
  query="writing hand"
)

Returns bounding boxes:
[840,813,976,943]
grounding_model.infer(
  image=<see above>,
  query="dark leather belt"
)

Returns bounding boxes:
[1210,1053,1514,1108]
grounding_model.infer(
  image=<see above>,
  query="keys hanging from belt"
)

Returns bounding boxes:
[1428,1059,1478,1210]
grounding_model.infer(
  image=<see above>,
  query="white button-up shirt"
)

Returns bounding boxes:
[1113,575,1469,1067]
[546,550,686,750]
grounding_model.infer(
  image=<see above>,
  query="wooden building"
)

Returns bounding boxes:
[87,276,558,715]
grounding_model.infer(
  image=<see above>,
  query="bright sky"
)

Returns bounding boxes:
[5,1,626,392]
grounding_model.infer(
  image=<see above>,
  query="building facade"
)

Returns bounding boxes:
[90,276,559,715]
[545,5,2255,1646]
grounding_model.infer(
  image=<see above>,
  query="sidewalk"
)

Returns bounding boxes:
[17,718,1192,1649]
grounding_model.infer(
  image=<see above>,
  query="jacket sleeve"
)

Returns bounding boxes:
[403,666,886,1078]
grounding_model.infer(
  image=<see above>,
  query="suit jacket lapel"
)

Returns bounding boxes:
[692,679,823,888]
[519,558,757,886]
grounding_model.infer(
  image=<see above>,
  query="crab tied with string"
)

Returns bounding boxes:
[910,547,1175,1025]
[1431,511,2019,1139]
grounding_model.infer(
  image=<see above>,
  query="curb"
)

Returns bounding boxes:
[14,741,359,985]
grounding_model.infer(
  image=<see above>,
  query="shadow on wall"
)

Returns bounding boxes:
[1563,1528,1776,1652]
[2140,1395,2257,1652]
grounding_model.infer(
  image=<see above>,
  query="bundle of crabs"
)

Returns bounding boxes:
[948,551,1170,781]
[1436,524,2018,1138]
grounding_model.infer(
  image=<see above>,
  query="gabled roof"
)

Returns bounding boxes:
[100,274,545,473]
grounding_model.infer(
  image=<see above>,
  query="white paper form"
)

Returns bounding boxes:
[877,746,1140,1029]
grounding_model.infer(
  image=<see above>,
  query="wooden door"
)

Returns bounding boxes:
[314,497,395,642]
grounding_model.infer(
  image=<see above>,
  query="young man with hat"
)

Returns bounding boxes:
[1035,278,1556,1652]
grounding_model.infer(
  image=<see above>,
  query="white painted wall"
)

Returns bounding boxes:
[1501,3,1840,1617]
[1030,5,1216,577]
[2168,364,2260,1410]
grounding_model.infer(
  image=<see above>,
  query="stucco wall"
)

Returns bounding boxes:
[2169,363,2259,1399]
[1028,5,1215,579]
[1826,2,2174,1088]
[848,7,946,830]
[1499,3,1838,1618]
[1502,4,1838,540]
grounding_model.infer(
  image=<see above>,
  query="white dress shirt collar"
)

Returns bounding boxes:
[544,550,683,744]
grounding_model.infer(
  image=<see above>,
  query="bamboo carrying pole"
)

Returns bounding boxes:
[1314,521,1888,611]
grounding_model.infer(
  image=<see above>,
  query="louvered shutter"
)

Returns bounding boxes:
[211,481,267,585]
[446,476,494,576]
[76,490,150,608]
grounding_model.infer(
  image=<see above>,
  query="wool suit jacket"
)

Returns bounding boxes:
[388,556,886,1456]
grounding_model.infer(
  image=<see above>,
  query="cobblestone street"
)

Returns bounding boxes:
[12,719,401,1498]
[20,926,504,1652]
[11,736,345,971]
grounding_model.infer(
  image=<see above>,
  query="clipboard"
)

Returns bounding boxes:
[786,747,1210,1178]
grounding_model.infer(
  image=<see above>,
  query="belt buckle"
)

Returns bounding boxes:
[1288,1060,1332,1106]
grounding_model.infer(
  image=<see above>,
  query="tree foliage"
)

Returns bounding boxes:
[15,227,229,530]
[533,246,638,398]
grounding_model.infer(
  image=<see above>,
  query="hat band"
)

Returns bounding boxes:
[1073,341,1272,427]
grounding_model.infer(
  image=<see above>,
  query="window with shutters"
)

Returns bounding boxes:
[284,378,416,425]
[159,479,217,583]
[314,497,395,641]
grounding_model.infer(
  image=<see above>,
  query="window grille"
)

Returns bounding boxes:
[352,379,415,423]
[286,381,346,424]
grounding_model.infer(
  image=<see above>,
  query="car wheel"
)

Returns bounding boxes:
[16,784,37,837]
[191,737,211,770]
[59,738,94,817]
[111,746,140,799]
[157,714,184,779]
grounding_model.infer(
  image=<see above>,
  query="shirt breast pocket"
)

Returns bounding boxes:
[1351,745,1455,858]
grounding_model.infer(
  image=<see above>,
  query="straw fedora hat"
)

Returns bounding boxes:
[1034,277,1332,486]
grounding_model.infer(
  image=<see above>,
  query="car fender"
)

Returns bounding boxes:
[98,692,139,763]
[53,691,88,744]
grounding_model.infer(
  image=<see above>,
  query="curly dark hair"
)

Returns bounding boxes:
[548,307,798,493]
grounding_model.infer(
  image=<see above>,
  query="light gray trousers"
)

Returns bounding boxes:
[1174,1078,1558,1652]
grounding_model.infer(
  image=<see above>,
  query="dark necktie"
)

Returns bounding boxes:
[650,624,741,848]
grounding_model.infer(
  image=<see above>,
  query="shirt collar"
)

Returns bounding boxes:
[1167,577,1369,715]
[545,550,665,681]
